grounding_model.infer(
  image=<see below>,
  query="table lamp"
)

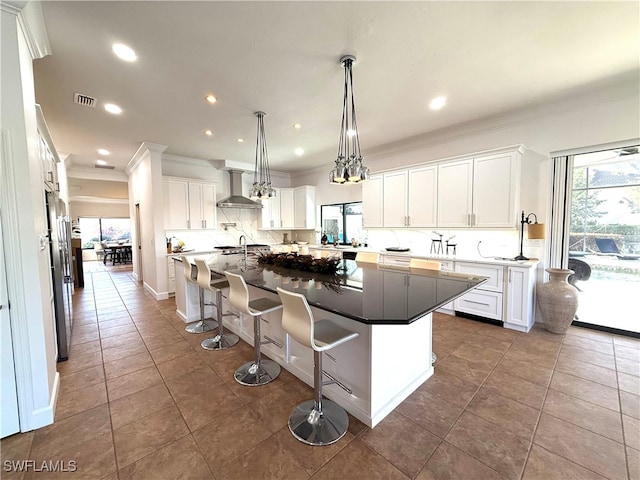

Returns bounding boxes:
[514,210,545,261]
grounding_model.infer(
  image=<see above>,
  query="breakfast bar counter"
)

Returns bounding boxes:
[174,254,486,427]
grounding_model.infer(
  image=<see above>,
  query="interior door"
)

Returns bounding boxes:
[0,211,20,437]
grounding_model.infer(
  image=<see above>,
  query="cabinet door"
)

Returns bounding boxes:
[383,270,408,319]
[259,197,273,230]
[383,171,408,227]
[505,266,535,330]
[294,186,315,229]
[280,188,294,229]
[164,179,189,230]
[362,175,383,228]
[437,159,473,228]
[188,182,204,230]
[408,166,437,227]
[201,183,217,230]
[473,152,519,228]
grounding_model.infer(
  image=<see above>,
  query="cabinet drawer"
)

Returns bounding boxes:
[440,260,454,272]
[455,262,504,292]
[380,254,410,268]
[454,290,503,320]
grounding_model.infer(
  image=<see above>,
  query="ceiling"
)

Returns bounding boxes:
[33,1,639,177]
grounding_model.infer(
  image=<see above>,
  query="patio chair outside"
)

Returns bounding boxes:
[594,238,640,260]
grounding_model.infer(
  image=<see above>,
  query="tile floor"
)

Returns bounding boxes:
[1,265,639,480]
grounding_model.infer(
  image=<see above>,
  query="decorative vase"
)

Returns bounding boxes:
[537,268,578,334]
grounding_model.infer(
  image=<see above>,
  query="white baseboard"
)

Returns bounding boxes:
[26,371,59,431]
[143,282,168,300]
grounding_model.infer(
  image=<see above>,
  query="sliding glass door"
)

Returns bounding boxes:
[567,146,640,334]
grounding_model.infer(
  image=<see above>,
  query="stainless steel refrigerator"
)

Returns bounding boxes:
[45,190,73,361]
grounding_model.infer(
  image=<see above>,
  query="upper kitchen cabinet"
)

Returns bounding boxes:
[163,177,217,230]
[293,185,316,229]
[437,147,522,228]
[36,106,59,192]
[382,171,408,228]
[383,167,437,228]
[259,186,314,230]
[362,175,383,228]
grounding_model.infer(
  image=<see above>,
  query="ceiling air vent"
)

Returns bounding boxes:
[94,164,115,170]
[74,93,96,108]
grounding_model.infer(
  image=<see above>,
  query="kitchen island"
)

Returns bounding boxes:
[174,254,486,427]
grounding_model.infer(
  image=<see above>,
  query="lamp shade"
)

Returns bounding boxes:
[527,222,545,240]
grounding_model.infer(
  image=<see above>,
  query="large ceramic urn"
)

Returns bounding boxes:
[537,268,579,334]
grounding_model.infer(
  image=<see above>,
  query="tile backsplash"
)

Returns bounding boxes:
[166,208,315,251]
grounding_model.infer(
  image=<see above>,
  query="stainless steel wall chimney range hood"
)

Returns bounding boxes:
[217,170,263,209]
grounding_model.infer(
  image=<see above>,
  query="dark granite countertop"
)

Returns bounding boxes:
[179,255,487,325]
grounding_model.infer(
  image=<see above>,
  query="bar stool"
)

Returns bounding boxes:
[194,259,239,351]
[179,256,218,334]
[409,258,441,364]
[224,271,283,386]
[277,287,359,446]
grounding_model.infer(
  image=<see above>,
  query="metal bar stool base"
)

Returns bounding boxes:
[288,399,349,446]
[234,359,280,386]
[185,320,218,334]
[201,333,240,351]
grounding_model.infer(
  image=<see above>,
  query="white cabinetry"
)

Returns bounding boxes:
[362,175,383,228]
[167,257,176,294]
[293,185,315,229]
[36,106,59,191]
[454,262,504,321]
[259,186,315,230]
[407,165,438,228]
[379,166,437,228]
[163,177,218,230]
[437,160,473,228]
[382,171,408,228]
[504,265,536,332]
[437,148,521,228]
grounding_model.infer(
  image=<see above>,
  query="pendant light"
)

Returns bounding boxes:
[249,111,275,200]
[329,55,369,184]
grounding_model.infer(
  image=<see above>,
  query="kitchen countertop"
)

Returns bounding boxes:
[177,254,487,324]
[307,245,539,267]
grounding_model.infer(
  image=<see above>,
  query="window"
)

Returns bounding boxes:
[79,217,131,249]
[320,202,363,245]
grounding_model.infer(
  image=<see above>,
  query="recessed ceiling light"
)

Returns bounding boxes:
[205,95,217,104]
[112,43,137,62]
[237,138,244,143]
[294,148,304,156]
[204,130,213,136]
[293,123,302,130]
[97,148,110,156]
[104,103,122,114]
[429,96,447,110]
[96,159,108,166]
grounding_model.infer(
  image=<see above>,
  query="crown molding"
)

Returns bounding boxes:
[126,142,168,174]
[2,1,51,60]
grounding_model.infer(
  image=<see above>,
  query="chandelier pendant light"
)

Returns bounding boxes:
[329,55,369,185]
[249,111,276,200]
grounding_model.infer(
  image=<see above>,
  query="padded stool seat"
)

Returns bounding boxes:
[277,287,358,446]
[195,259,239,351]
[225,271,283,386]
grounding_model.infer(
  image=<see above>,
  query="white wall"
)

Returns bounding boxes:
[71,200,130,219]
[0,4,58,432]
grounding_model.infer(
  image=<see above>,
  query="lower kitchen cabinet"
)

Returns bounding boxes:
[504,265,537,332]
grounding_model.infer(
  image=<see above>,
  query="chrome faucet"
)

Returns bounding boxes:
[239,235,247,261]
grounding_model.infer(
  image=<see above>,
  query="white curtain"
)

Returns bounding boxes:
[547,155,574,269]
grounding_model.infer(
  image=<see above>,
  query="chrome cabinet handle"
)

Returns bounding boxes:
[465,299,490,306]
[187,219,190,229]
